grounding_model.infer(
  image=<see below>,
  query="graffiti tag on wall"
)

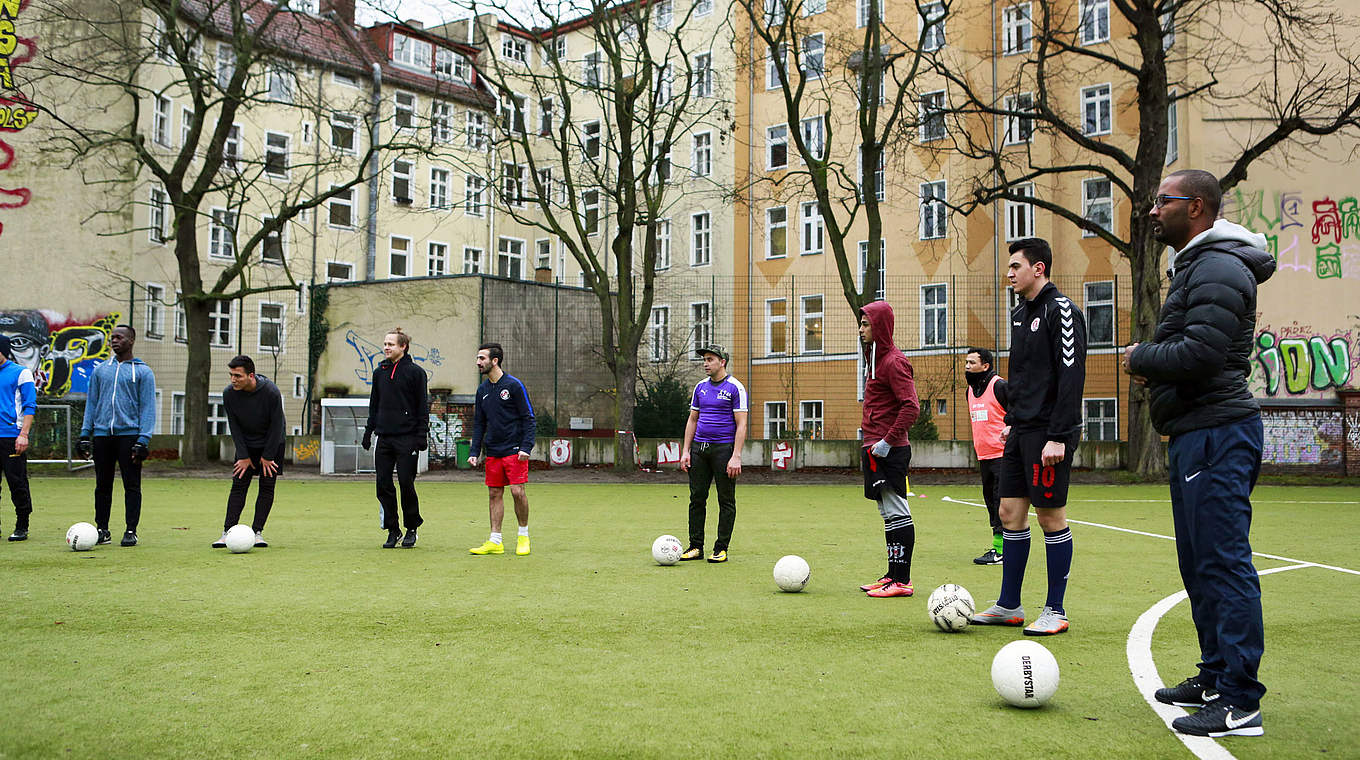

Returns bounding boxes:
[0,0,39,241]
[1261,408,1346,469]
[344,329,444,386]
[427,413,463,460]
[1226,189,1360,280]
[0,309,119,397]
[1254,329,1357,396]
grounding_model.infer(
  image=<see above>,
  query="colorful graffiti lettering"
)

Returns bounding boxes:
[293,438,321,463]
[427,413,463,459]
[1230,189,1360,280]
[0,0,38,241]
[0,309,120,397]
[1261,408,1346,467]
[343,329,444,386]
[1254,329,1356,396]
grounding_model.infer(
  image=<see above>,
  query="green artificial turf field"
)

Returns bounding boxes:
[1,478,1355,759]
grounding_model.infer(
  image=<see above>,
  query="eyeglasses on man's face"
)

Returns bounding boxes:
[1151,194,1196,209]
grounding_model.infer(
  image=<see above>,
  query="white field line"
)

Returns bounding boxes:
[938,496,1360,576]
[939,494,1356,759]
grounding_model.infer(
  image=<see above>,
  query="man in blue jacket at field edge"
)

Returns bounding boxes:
[467,342,535,557]
[78,325,156,547]
[0,335,38,541]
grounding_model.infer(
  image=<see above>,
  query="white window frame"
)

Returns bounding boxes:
[582,120,601,161]
[1005,183,1035,241]
[766,44,785,90]
[501,34,527,64]
[766,123,788,170]
[465,111,487,150]
[535,238,553,271]
[690,301,712,354]
[173,290,187,342]
[223,124,241,171]
[800,294,824,354]
[432,101,453,143]
[392,159,414,203]
[801,34,824,79]
[264,131,290,179]
[766,206,787,259]
[392,33,432,70]
[1082,83,1112,136]
[144,283,165,340]
[649,306,670,362]
[920,180,947,239]
[328,185,354,229]
[292,375,305,399]
[692,52,713,97]
[1004,92,1033,145]
[583,190,600,235]
[428,241,448,276]
[171,392,186,435]
[1002,3,1031,55]
[692,131,713,177]
[216,44,235,89]
[464,174,485,217]
[462,246,483,274]
[765,401,788,438]
[1082,177,1113,236]
[257,302,285,352]
[394,91,416,130]
[856,0,884,28]
[1084,280,1115,347]
[1083,398,1118,441]
[497,236,526,280]
[429,167,450,208]
[207,393,229,435]
[651,219,671,271]
[800,116,825,161]
[326,261,354,283]
[267,65,295,103]
[691,211,712,267]
[800,202,823,255]
[921,282,948,348]
[152,95,172,147]
[330,112,357,153]
[148,186,168,244]
[919,90,946,141]
[208,299,233,349]
[388,235,411,278]
[209,207,236,259]
[799,400,824,438]
[261,217,286,265]
[858,239,886,302]
[920,2,946,51]
[765,298,788,355]
[1080,0,1110,45]
[1166,93,1179,165]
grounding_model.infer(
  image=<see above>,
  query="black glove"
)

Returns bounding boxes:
[131,441,150,463]
[418,437,428,452]
[77,436,93,458]
[361,429,373,451]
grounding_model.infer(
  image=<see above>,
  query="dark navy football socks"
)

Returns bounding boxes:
[1043,527,1073,614]
[997,528,1031,609]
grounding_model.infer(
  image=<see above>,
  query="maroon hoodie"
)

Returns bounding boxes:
[860,301,920,448]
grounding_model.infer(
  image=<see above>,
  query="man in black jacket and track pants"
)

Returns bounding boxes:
[212,355,284,549]
[1127,169,1275,738]
[364,328,429,549]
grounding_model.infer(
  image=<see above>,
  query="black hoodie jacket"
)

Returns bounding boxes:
[1005,282,1087,441]
[1128,220,1276,436]
[365,354,429,440]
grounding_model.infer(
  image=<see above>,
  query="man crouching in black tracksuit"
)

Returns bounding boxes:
[212,355,285,549]
[364,327,430,549]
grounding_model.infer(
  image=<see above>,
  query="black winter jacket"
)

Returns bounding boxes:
[365,354,429,439]
[1128,220,1275,437]
[1005,282,1087,441]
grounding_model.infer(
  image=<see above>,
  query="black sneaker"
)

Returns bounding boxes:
[382,529,401,549]
[1155,675,1221,708]
[401,529,418,548]
[8,528,28,542]
[121,530,138,547]
[973,549,1003,565]
[96,528,112,545]
[1171,702,1263,737]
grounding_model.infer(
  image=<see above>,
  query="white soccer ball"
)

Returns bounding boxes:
[991,640,1060,708]
[224,524,256,554]
[772,555,811,592]
[66,522,98,551]
[927,583,975,632]
[651,534,683,565]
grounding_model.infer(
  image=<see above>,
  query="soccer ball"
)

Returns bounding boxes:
[991,640,1060,708]
[772,555,810,592]
[651,534,683,565]
[224,524,255,554]
[927,583,975,632]
[66,522,98,551]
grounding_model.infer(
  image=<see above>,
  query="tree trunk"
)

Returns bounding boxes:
[1125,228,1167,476]
[181,297,213,465]
[613,350,639,470]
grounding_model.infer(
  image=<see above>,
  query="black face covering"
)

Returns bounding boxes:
[965,369,993,395]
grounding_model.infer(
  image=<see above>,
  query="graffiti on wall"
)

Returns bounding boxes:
[427,413,464,460]
[0,309,120,397]
[1254,328,1358,396]
[1226,189,1360,280]
[1261,408,1347,469]
[344,329,445,386]
[0,0,39,241]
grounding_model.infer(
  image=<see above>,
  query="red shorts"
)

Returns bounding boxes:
[484,454,529,487]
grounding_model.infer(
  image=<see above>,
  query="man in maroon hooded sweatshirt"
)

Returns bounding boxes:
[856,301,921,598]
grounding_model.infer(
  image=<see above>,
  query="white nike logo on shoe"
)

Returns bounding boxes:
[1225,709,1260,729]
[1184,471,1202,482]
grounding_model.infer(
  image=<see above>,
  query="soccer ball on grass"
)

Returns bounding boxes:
[224,524,256,554]
[66,522,98,551]
[991,640,1060,708]
[651,534,683,565]
[926,583,975,632]
[772,555,810,592]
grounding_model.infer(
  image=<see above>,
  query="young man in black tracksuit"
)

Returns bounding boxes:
[363,328,429,548]
[212,355,285,548]
[972,238,1086,636]
[1128,169,1274,738]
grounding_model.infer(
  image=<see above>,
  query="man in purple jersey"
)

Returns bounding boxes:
[678,344,747,563]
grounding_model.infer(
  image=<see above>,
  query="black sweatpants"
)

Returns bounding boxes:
[93,435,142,532]
[687,441,736,552]
[375,434,422,532]
[978,457,1003,534]
[225,448,281,532]
[1,437,33,530]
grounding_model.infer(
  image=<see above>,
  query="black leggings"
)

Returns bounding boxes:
[93,435,142,531]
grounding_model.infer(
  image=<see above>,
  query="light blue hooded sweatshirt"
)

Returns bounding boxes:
[80,357,157,444]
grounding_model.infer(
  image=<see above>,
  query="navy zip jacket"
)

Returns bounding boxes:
[365,354,429,439]
[470,373,535,458]
[1005,282,1087,441]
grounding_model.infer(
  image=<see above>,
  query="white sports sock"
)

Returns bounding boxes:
[517,526,529,537]
[490,532,503,545]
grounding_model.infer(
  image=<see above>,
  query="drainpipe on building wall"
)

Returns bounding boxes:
[990,0,1002,356]
[366,62,383,281]
[745,16,755,395]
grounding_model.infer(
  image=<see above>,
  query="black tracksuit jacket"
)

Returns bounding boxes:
[1005,282,1087,441]
[365,355,429,440]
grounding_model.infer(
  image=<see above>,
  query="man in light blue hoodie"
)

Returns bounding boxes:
[78,325,156,547]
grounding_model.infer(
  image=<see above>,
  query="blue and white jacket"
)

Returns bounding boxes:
[0,360,38,438]
[80,357,157,444]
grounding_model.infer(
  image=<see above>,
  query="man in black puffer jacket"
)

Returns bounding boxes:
[1125,169,1275,739]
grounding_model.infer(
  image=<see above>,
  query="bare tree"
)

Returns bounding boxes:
[928,0,1360,475]
[731,0,941,316]
[22,0,436,462]
[450,0,728,467]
